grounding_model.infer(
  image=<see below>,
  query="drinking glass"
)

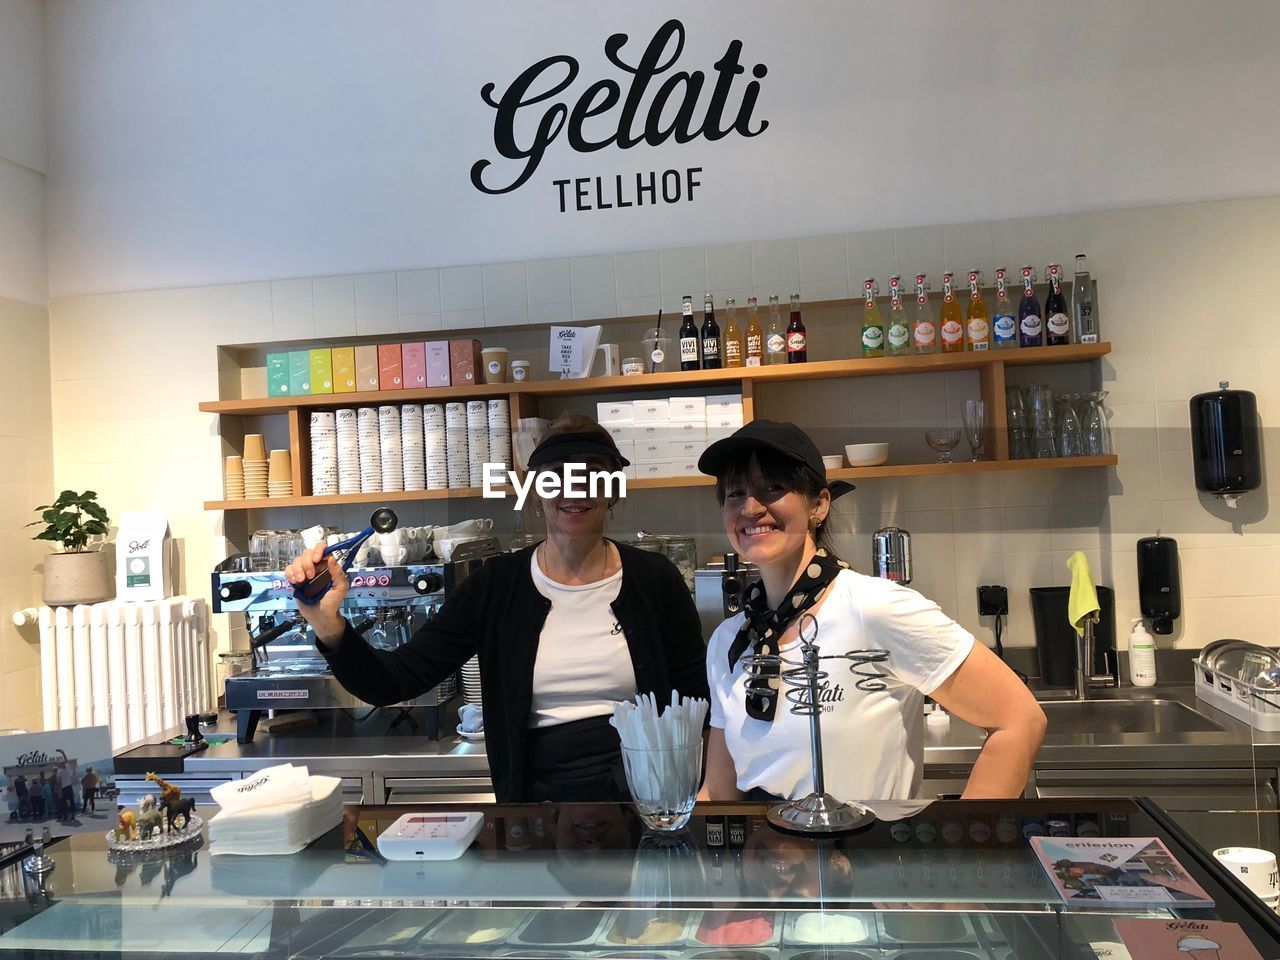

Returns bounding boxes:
[1085,390,1112,456]
[962,400,987,461]
[250,530,277,571]
[1029,385,1056,458]
[1056,396,1084,458]
[924,428,962,463]
[642,328,672,373]
[1006,386,1031,460]
[622,741,704,832]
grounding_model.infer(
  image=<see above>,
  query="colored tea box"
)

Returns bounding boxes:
[266,352,290,397]
[425,341,451,387]
[449,339,483,386]
[377,343,404,390]
[308,349,334,395]
[355,345,379,391]
[288,351,311,396]
[332,346,357,393]
[401,342,427,389]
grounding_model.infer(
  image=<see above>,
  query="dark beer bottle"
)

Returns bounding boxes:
[678,295,700,370]
[786,293,807,363]
[1044,264,1070,346]
[700,294,722,369]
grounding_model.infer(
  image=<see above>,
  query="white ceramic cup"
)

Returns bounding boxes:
[1214,846,1280,905]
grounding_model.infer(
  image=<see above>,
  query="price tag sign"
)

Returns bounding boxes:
[548,325,603,379]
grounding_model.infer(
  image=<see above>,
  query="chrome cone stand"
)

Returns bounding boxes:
[743,614,889,834]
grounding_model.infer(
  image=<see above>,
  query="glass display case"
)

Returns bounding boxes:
[2,798,1279,958]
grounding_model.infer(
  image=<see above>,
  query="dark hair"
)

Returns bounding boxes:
[713,445,834,548]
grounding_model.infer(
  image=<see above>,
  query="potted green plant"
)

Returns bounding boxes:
[28,490,114,605]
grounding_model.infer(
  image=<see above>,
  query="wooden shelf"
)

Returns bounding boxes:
[828,455,1117,481]
[205,486,505,511]
[199,343,1111,415]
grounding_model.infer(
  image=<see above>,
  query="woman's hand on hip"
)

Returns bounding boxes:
[285,544,349,647]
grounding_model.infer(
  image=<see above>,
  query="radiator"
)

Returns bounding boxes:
[37,598,212,751]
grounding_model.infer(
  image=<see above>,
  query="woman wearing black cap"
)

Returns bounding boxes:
[286,414,708,803]
[697,420,1045,802]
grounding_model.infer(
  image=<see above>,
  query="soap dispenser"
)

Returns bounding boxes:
[1128,619,1158,687]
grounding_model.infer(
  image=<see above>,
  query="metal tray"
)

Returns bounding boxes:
[880,950,989,960]
[690,910,783,948]
[876,912,978,947]
[325,907,448,957]
[599,910,696,949]
[512,909,611,947]
[418,908,530,946]
[783,910,878,947]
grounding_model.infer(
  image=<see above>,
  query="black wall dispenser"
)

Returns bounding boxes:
[1137,535,1181,635]
[1190,381,1262,509]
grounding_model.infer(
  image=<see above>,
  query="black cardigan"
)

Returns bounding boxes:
[320,542,709,801]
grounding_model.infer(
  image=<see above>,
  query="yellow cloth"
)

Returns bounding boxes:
[1066,550,1100,638]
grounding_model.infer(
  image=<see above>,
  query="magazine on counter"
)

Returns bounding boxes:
[1113,918,1264,960]
[1029,836,1213,908]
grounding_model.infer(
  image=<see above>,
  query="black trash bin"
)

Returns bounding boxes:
[1030,585,1116,687]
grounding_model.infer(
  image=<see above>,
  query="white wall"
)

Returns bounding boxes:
[44,0,1280,296]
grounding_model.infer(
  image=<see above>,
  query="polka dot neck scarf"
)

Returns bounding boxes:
[727,548,851,722]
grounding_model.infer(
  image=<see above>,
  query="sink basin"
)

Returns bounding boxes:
[1040,699,1223,735]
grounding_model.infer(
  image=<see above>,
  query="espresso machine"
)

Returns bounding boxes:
[212,538,499,743]
[694,552,761,638]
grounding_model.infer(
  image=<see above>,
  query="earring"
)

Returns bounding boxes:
[533,501,544,519]
[608,504,615,519]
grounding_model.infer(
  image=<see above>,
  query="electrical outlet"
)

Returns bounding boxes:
[978,584,1008,616]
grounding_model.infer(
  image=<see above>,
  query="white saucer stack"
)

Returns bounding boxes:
[461,656,482,705]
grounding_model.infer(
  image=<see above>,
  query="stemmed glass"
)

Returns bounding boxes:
[924,428,962,463]
[1085,390,1112,456]
[1056,396,1084,458]
[1006,387,1031,460]
[962,400,987,461]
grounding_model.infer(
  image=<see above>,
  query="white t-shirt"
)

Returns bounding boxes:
[529,552,637,729]
[707,569,974,801]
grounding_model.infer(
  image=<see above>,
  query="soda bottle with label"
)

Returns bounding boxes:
[744,296,764,366]
[678,295,700,370]
[1072,254,1098,343]
[860,279,884,358]
[1044,264,1070,345]
[910,274,937,354]
[992,267,1018,349]
[885,275,910,356]
[786,293,807,363]
[700,294,722,369]
[765,295,787,364]
[723,297,744,367]
[1018,267,1043,347]
[965,270,990,351]
[939,272,964,353]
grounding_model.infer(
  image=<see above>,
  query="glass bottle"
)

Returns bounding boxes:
[965,270,990,351]
[744,296,764,366]
[910,274,937,354]
[678,295,699,371]
[786,293,807,363]
[722,297,744,367]
[860,279,884,358]
[939,272,964,353]
[700,293,722,369]
[1044,264,1070,345]
[885,275,910,356]
[765,295,787,364]
[1072,254,1099,344]
[991,268,1017,349]
[1018,267,1043,348]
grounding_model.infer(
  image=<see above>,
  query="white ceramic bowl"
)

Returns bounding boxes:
[845,442,890,467]
[821,455,843,470]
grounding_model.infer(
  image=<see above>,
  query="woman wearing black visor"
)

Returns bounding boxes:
[286,414,708,803]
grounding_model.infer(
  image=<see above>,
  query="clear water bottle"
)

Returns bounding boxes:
[1072,254,1099,344]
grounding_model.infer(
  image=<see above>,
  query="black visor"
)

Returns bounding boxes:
[527,431,631,469]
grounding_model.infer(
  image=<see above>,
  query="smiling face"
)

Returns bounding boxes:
[718,451,830,575]
[538,457,615,540]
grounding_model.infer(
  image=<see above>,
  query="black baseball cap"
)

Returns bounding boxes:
[698,420,854,498]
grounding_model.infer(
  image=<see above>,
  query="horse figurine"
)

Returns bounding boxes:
[147,771,195,831]
[136,796,164,840]
[115,810,137,842]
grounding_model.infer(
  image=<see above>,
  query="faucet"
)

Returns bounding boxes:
[1072,620,1120,700]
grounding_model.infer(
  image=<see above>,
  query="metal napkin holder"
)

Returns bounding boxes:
[741,613,889,833]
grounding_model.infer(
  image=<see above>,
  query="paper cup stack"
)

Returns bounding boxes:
[268,449,293,498]
[357,407,382,493]
[336,408,361,495]
[224,456,245,500]
[309,412,338,496]
[424,404,447,491]
[466,400,488,487]
[243,434,268,499]
[445,402,469,489]
[461,656,482,706]
[488,399,512,473]
[378,405,404,492]
[400,404,425,491]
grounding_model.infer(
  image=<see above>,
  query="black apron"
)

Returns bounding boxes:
[524,715,631,802]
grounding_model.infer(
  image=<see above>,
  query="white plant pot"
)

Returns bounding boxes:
[42,550,115,606]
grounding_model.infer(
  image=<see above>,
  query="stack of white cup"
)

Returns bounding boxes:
[336,408,360,494]
[401,403,425,491]
[445,402,469,489]
[488,399,512,472]
[378,405,404,492]
[466,400,488,486]
[424,404,447,491]
[1214,846,1280,909]
[310,411,339,496]
[357,407,382,493]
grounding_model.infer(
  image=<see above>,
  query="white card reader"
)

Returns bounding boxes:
[376,811,485,861]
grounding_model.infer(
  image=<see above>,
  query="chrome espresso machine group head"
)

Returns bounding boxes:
[212,523,498,743]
